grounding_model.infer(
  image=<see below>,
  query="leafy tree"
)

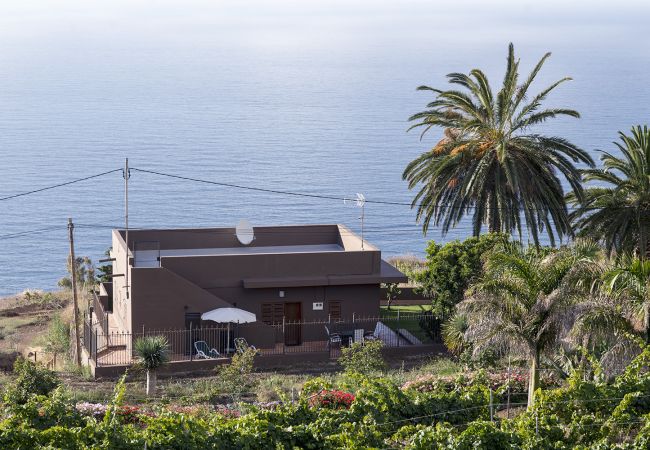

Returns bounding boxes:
[41,315,71,369]
[382,283,401,310]
[569,125,650,257]
[403,43,593,245]
[133,336,169,395]
[417,233,507,319]
[339,340,386,375]
[96,248,113,283]
[217,347,257,402]
[4,358,60,404]
[459,240,598,407]
[58,256,96,291]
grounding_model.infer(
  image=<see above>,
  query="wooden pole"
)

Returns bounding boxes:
[68,218,82,367]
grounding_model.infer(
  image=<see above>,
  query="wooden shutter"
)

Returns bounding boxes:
[262,302,284,325]
[328,301,342,321]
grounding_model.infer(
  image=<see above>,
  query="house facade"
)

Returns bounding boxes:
[92,224,406,350]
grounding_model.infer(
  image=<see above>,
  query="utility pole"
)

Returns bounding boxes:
[124,158,130,299]
[68,218,82,367]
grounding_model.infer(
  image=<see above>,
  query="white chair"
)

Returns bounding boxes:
[194,341,219,359]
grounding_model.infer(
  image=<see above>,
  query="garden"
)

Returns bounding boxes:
[0,344,649,449]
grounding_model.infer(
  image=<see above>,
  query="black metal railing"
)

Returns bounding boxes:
[83,313,442,367]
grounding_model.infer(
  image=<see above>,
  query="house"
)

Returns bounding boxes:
[91,224,407,351]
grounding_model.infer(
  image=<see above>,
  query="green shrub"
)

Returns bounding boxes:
[4,358,60,404]
[339,340,386,375]
[216,348,257,402]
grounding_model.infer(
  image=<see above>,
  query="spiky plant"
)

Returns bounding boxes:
[442,313,468,356]
[133,335,169,395]
[568,125,650,257]
[404,43,593,245]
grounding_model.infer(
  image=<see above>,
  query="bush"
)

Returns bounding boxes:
[308,390,355,410]
[4,358,60,404]
[339,340,386,375]
[216,348,257,402]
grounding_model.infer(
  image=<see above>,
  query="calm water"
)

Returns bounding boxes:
[1,0,649,296]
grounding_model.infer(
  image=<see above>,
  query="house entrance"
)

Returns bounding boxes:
[284,302,302,346]
[185,313,201,356]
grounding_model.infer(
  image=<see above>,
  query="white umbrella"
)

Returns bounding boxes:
[201,308,257,353]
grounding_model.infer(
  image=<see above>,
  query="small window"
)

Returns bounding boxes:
[262,302,284,325]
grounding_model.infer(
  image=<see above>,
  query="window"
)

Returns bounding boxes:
[328,301,341,321]
[261,302,284,325]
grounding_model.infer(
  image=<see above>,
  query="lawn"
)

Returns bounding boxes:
[380,305,435,344]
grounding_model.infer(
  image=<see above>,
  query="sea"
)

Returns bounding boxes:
[1,0,649,296]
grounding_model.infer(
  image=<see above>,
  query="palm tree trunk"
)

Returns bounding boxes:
[527,352,540,408]
[146,370,157,396]
[643,301,650,344]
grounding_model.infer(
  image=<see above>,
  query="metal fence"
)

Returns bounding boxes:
[83,312,442,367]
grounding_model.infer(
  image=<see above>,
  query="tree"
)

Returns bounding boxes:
[417,233,507,319]
[133,336,169,395]
[568,126,650,258]
[383,283,401,310]
[217,347,257,402]
[58,256,96,291]
[604,256,650,344]
[41,315,71,369]
[459,240,598,407]
[403,43,593,245]
[96,248,113,283]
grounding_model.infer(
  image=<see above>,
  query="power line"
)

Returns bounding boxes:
[131,167,391,204]
[130,167,640,214]
[0,168,123,202]
[0,226,65,240]
[0,164,640,216]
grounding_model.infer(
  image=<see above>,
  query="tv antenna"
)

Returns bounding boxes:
[344,193,366,250]
[236,219,255,245]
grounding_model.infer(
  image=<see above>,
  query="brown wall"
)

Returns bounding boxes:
[128,267,380,349]
[121,225,343,251]
[159,250,380,287]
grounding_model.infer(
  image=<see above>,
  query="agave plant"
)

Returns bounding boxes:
[404,43,593,245]
[568,125,650,257]
[134,335,170,395]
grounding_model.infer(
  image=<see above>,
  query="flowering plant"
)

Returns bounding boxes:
[309,390,355,410]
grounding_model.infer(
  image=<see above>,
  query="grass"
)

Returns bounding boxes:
[0,316,41,335]
[380,305,433,343]
[52,355,462,407]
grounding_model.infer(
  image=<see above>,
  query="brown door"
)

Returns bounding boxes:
[284,302,302,346]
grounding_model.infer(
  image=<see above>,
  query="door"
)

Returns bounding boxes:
[284,302,302,346]
[185,313,201,356]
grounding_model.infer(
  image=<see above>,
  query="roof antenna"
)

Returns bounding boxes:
[344,193,365,250]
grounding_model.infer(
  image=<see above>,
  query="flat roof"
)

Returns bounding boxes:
[116,224,377,253]
[134,244,344,267]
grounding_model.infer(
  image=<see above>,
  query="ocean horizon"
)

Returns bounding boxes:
[1,0,649,296]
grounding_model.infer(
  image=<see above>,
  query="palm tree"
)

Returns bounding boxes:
[605,256,650,344]
[458,241,598,407]
[568,126,650,257]
[133,335,169,395]
[403,43,593,246]
[567,252,650,379]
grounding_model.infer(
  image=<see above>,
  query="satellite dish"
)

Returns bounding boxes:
[236,219,255,245]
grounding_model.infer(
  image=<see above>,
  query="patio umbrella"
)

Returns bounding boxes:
[201,307,257,352]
